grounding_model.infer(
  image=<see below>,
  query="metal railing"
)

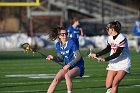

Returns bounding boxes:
[52,0,139,17]
[28,0,139,33]
[49,0,139,33]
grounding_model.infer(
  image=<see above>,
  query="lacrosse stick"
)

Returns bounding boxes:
[88,48,99,60]
[21,43,63,66]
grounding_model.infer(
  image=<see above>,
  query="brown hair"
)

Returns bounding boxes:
[49,26,66,41]
[106,20,121,33]
[71,17,79,24]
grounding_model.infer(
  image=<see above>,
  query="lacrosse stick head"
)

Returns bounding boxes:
[21,43,35,56]
[22,43,32,51]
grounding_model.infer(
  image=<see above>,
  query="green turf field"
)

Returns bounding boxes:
[0,49,140,93]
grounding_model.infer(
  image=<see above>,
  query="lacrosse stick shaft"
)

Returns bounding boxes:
[37,51,63,66]
[94,57,99,60]
[22,43,63,66]
[37,51,47,58]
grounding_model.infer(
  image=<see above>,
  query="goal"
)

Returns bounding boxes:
[0,0,40,6]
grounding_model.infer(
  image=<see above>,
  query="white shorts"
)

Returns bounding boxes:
[106,58,131,73]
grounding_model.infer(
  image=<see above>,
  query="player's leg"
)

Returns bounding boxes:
[106,70,117,93]
[65,67,81,93]
[138,37,140,52]
[47,69,65,93]
[135,37,140,52]
[111,70,126,93]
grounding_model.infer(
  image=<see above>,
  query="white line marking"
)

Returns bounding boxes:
[2,90,46,93]
[5,74,90,79]
[131,85,140,86]
[5,74,55,78]
[2,74,140,93]
[2,78,140,85]
[1,84,140,93]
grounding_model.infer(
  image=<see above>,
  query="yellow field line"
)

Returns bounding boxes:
[0,0,40,6]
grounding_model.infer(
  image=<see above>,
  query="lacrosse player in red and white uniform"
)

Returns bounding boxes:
[89,20,131,93]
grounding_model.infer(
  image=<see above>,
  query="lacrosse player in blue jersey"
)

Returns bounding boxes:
[46,27,85,93]
[67,17,84,48]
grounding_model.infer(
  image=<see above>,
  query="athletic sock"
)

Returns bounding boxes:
[106,88,111,93]
[67,90,72,93]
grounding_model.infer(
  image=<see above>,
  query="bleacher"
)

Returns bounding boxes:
[49,0,139,34]
[0,0,139,34]
[0,0,139,50]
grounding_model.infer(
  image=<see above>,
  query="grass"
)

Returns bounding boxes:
[0,49,140,93]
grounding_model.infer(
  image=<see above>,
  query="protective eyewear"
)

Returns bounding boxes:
[59,33,68,36]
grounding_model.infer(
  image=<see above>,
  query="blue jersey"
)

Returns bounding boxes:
[67,26,81,39]
[133,19,140,36]
[133,26,140,36]
[55,39,84,68]
[67,26,81,48]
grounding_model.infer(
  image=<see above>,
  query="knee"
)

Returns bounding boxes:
[65,73,71,80]
[52,78,60,84]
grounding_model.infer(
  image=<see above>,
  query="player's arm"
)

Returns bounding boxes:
[51,42,64,62]
[67,27,72,37]
[80,28,84,36]
[104,38,126,61]
[52,53,64,62]
[104,47,124,61]
[96,44,111,57]
[68,50,81,66]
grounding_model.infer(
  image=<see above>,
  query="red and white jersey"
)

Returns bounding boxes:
[106,33,131,73]
[107,33,131,62]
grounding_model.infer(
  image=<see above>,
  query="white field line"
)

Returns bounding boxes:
[4,72,140,78]
[0,62,60,66]
[1,90,46,93]
[1,66,57,69]
[0,63,43,66]
[2,74,140,93]
[1,71,51,74]
[1,78,140,85]
[1,62,140,68]
[131,68,140,70]
[5,74,56,79]
[5,74,90,79]
[1,84,140,93]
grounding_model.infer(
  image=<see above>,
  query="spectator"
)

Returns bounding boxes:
[132,18,140,52]
[67,17,84,48]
